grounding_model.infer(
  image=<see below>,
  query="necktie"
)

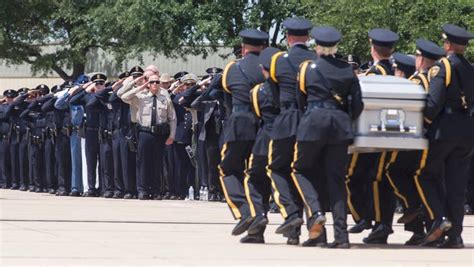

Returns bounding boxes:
[151,95,157,126]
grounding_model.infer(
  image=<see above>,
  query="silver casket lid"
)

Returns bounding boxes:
[349,75,428,153]
[359,75,426,100]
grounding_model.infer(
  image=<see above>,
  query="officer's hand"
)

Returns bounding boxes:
[82,81,93,89]
[165,137,174,145]
[134,75,146,84]
[85,83,95,93]
[198,76,212,87]
[170,80,180,90]
[139,81,149,91]
[112,79,124,91]
[124,76,134,84]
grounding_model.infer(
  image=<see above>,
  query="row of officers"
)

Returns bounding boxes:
[1,17,473,249]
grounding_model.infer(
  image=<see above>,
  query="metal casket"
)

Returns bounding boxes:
[350,75,428,153]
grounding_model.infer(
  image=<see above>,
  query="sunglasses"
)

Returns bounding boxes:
[95,81,105,85]
[148,80,160,85]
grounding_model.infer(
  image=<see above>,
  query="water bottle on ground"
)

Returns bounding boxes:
[203,187,209,201]
[199,186,204,201]
[188,186,194,201]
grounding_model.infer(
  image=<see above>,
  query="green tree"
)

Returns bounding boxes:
[302,0,474,61]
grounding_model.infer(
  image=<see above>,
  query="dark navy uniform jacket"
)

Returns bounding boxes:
[42,95,72,131]
[5,94,29,140]
[296,55,364,142]
[249,79,280,156]
[69,89,100,130]
[86,88,114,132]
[424,54,474,143]
[269,44,318,140]
[20,95,53,137]
[365,59,394,76]
[108,91,132,136]
[0,104,11,137]
[221,51,265,142]
[172,93,193,144]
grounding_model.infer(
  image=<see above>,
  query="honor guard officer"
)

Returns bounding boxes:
[69,74,108,197]
[120,73,176,200]
[217,29,267,236]
[417,24,474,248]
[291,26,364,248]
[0,90,17,189]
[240,47,282,243]
[266,17,317,243]
[346,28,399,243]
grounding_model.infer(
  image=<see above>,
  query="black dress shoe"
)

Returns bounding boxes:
[404,233,425,246]
[113,192,123,199]
[464,204,472,215]
[437,236,464,248]
[123,193,133,199]
[153,194,163,200]
[34,187,43,193]
[327,241,350,249]
[275,215,304,235]
[397,208,423,224]
[247,215,268,235]
[422,217,452,245]
[302,227,327,247]
[307,212,326,239]
[69,191,81,197]
[28,185,36,192]
[10,184,19,190]
[48,189,56,194]
[163,192,171,200]
[287,236,300,245]
[240,234,264,244]
[138,192,149,200]
[19,186,27,191]
[83,190,98,197]
[58,191,69,196]
[232,216,255,236]
[208,193,217,202]
[103,191,114,198]
[348,219,372,234]
[363,224,393,244]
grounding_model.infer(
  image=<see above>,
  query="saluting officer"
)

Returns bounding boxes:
[0,90,17,189]
[119,73,176,200]
[240,47,282,243]
[266,18,317,244]
[291,26,363,248]
[417,24,474,248]
[217,29,267,236]
[346,29,400,244]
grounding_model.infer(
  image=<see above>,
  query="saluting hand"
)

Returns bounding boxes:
[112,79,124,91]
[165,137,174,145]
[198,76,212,88]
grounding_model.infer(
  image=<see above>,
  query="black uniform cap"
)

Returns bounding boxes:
[369,28,399,48]
[259,47,281,71]
[310,26,341,47]
[17,87,29,95]
[205,67,223,74]
[416,39,445,60]
[51,85,62,93]
[36,84,50,95]
[118,71,130,79]
[129,66,144,76]
[282,17,312,36]
[239,29,269,46]
[91,73,107,82]
[3,89,18,98]
[61,81,75,89]
[442,24,473,45]
[392,52,416,76]
[173,71,188,81]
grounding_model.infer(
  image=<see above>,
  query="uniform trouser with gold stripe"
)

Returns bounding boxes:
[416,140,472,238]
[244,154,272,218]
[345,152,378,223]
[292,141,349,242]
[266,137,304,219]
[371,152,396,226]
[385,150,426,233]
[219,141,254,220]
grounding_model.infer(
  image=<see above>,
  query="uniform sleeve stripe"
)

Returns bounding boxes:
[298,61,310,95]
[440,58,451,87]
[222,60,235,94]
[251,84,261,118]
[375,64,387,76]
[270,52,285,83]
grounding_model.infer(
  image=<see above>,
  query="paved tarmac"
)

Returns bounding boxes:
[1,189,473,266]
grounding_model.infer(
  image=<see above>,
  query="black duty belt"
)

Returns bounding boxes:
[445,107,474,117]
[280,102,297,110]
[232,104,251,113]
[307,101,341,110]
[138,124,170,135]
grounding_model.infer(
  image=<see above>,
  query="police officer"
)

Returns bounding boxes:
[119,73,177,200]
[0,90,17,189]
[346,29,399,244]
[69,74,107,197]
[291,26,363,248]
[266,18,317,244]
[240,47,281,243]
[216,29,267,236]
[417,24,474,248]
